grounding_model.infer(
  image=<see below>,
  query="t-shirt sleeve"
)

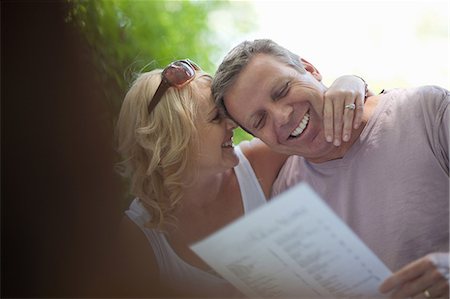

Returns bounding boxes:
[437,88,449,175]
[425,86,449,175]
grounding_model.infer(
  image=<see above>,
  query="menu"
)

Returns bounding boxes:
[191,183,391,298]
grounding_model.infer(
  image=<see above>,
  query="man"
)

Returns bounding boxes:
[211,39,449,299]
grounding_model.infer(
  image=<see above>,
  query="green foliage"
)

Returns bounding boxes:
[66,0,255,122]
[233,127,253,144]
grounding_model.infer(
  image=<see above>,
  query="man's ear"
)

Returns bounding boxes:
[300,58,322,81]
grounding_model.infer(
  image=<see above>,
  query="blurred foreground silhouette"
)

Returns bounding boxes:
[2,1,125,296]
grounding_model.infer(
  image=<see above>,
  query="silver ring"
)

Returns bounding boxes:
[344,103,356,111]
[424,289,432,298]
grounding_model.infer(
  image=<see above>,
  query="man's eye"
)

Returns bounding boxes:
[253,113,266,130]
[276,81,290,100]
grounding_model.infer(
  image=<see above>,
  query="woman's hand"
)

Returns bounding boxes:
[379,253,449,299]
[323,75,368,146]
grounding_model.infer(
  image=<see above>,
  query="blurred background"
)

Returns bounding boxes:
[67,0,450,144]
[2,0,448,297]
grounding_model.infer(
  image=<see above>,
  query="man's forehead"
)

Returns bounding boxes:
[251,54,299,79]
[230,54,289,91]
[225,55,291,104]
[250,53,283,70]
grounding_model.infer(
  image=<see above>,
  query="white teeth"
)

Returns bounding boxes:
[221,140,234,148]
[290,113,310,137]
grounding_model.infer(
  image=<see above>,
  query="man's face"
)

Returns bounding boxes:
[224,53,336,162]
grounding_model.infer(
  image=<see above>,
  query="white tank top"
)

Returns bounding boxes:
[125,144,266,297]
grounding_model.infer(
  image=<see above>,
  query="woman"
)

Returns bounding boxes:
[112,60,368,297]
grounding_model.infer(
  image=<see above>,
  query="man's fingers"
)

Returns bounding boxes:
[380,257,435,293]
[389,268,445,299]
[425,276,450,299]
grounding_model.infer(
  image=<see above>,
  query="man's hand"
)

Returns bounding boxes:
[379,253,449,298]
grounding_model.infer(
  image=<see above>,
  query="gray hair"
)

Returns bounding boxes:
[211,39,306,117]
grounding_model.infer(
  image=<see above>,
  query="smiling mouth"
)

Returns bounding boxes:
[221,138,234,148]
[289,112,310,139]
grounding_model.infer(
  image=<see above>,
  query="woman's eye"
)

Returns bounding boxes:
[212,112,221,122]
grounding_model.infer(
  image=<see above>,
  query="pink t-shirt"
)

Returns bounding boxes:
[272,86,449,272]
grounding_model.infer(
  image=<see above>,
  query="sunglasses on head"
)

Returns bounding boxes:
[147,59,200,115]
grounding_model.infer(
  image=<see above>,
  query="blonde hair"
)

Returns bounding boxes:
[116,69,212,228]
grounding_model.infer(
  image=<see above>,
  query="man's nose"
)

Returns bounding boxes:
[225,117,238,130]
[271,104,292,127]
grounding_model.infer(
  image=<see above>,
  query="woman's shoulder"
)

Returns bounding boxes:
[238,138,289,198]
[125,198,151,227]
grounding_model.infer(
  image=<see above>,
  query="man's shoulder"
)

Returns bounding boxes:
[411,85,449,109]
[386,85,448,99]
[412,85,449,98]
[382,85,449,111]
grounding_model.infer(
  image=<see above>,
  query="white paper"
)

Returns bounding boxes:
[191,183,392,299]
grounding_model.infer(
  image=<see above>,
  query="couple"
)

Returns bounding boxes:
[113,39,449,298]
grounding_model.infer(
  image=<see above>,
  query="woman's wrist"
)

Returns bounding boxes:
[353,75,369,102]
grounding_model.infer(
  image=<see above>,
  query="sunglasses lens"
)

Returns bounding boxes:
[148,60,200,115]
[164,61,196,87]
